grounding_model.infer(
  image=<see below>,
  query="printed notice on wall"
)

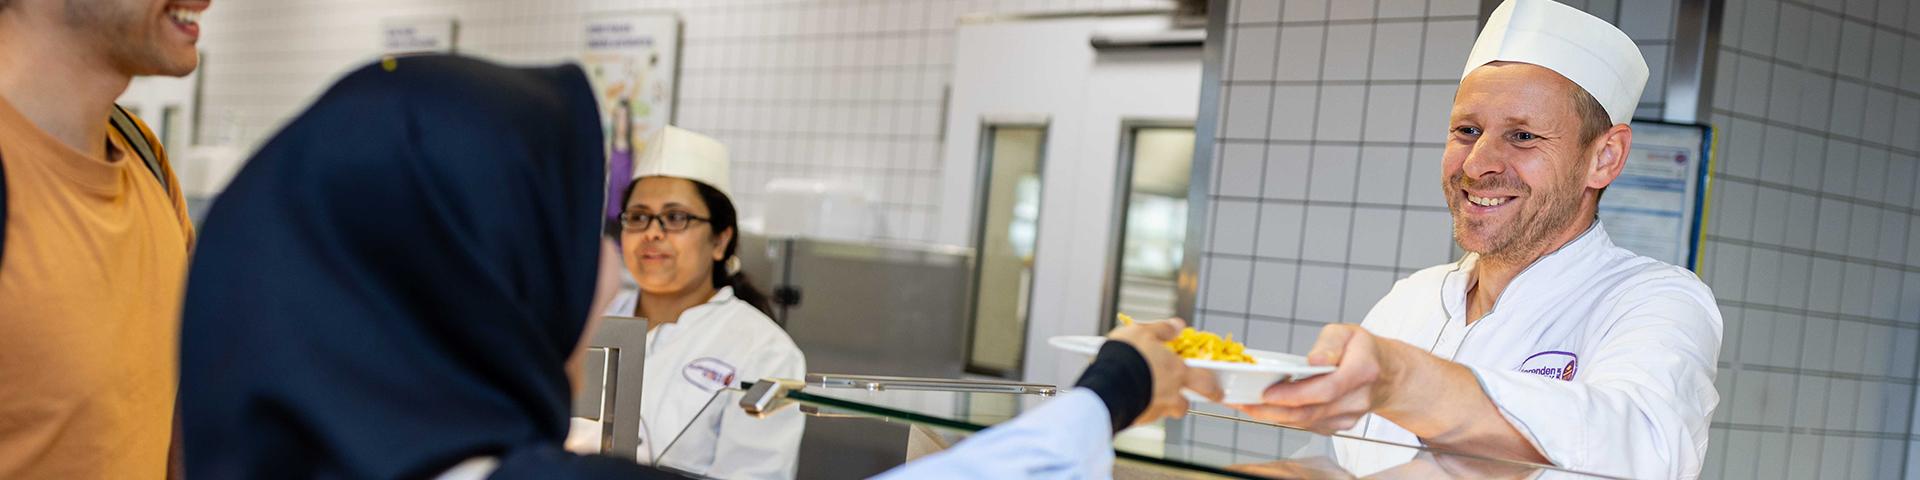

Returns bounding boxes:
[580,12,681,224]
[1597,121,1711,269]
[381,16,457,55]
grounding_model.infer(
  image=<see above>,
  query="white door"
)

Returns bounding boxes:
[941,14,1203,386]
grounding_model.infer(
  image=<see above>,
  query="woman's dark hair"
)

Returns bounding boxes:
[620,176,775,317]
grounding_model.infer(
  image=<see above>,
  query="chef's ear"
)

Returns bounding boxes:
[1584,124,1633,191]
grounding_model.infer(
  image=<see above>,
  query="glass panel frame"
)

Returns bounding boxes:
[963,122,1050,377]
[1103,120,1197,329]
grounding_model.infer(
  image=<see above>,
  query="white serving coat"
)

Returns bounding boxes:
[1333,222,1722,479]
[573,286,807,479]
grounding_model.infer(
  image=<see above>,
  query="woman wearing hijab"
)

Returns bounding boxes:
[177,55,676,479]
[577,126,805,478]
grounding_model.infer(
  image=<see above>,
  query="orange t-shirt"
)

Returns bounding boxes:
[0,97,192,479]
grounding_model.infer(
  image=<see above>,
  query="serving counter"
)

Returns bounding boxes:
[644,376,1620,479]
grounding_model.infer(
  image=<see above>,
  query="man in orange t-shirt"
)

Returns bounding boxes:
[0,0,209,477]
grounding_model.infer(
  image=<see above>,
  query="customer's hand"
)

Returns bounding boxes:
[1106,318,1222,426]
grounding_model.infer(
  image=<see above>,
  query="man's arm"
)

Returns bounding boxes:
[1238,283,1721,478]
[1233,325,1549,463]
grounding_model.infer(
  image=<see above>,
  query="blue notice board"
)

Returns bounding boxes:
[1596,120,1713,271]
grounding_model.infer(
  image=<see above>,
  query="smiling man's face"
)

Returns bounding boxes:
[63,0,208,77]
[1440,62,1602,262]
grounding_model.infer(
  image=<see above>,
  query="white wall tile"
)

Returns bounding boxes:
[1236,0,1283,24]
[1255,203,1306,259]
[1275,26,1327,82]
[1872,267,1903,321]
[1204,256,1254,314]
[1801,315,1837,371]
[1322,24,1375,81]
[1363,86,1418,142]
[1714,181,1756,238]
[1745,249,1783,307]
[1871,30,1904,88]
[1861,85,1896,142]
[1814,198,1852,255]
[1841,262,1877,318]
[1348,207,1403,268]
[1212,199,1261,256]
[1808,258,1846,314]
[1267,85,1318,141]
[1773,3,1812,65]
[1399,210,1453,267]
[1418,20,1476,80]
[1217,143,1268,197]
[1313,86,1368,142]
[1829,79,1867,135]
[1299,205,1355,263]
[1794,376,1832,428]
[1225,84,1274,139]
[1838,20,1875,80]
[1806,12,1842,73]
[1741,309,1775,364]
[1294,265,1345,322]
[1284,0,1330,21]
[1355,146,1411,205]
[1306,145,1360,202]
[1249,261,1299,320]
[1710,243,1752,302]
[1848,205,1883,259]
[1783,191,1819,250]
[1823,142,1861,195]
[1264,145,1313,200]
[1776,253,1813,309]
[1751,185,1790,245]
[1229,25,1280,82]
[1369,22,1425,81]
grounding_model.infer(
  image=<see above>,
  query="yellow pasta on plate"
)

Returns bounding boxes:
[1119,313,1255,364]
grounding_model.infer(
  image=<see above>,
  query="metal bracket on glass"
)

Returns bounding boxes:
[806,373,1059,396]
[739,378,806,417]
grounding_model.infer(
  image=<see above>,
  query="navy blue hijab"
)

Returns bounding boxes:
[180,56,670,479]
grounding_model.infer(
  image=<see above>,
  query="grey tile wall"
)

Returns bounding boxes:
[1195,0,1920,476]
[193,0,1171,244]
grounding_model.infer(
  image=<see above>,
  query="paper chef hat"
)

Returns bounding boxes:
[1463,0,1649,125]
[634,125,732,197]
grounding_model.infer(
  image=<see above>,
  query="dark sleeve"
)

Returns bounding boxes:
[1072,341,1154,435]
[488,445,688,480]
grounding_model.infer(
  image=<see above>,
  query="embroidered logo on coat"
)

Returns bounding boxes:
[1517,351,1578,381]
[683,357,738,393]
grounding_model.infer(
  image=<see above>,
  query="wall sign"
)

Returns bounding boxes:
[1597,120,1713,270]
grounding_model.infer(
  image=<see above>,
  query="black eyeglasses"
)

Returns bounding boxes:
[619,211,710,232]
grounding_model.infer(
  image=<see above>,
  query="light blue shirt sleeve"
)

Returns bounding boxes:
[871,388,1116,479]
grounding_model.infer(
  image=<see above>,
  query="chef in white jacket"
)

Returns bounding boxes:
[1234,1,1722,478]
[569,126,807,478]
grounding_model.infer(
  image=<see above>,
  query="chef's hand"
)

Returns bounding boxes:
[1231,324,1407,434]
[1107,318,1223,426]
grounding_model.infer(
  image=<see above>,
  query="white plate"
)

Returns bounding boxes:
[1049,335,1334,405]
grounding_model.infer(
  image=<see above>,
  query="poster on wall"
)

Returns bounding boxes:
[1596,121,1712,270]
[581,12,681,224]
[381,16,458,55]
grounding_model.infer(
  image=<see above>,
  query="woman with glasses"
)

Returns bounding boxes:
[582,126,805,478]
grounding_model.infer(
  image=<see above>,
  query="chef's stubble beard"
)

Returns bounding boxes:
[1448,164,1587,266]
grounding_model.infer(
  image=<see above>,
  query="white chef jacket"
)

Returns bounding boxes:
[570,287,808,479]
[1333,221,1722,479]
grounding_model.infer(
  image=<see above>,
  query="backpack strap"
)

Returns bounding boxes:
[109,104,170,193]
[1,146,9,271]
